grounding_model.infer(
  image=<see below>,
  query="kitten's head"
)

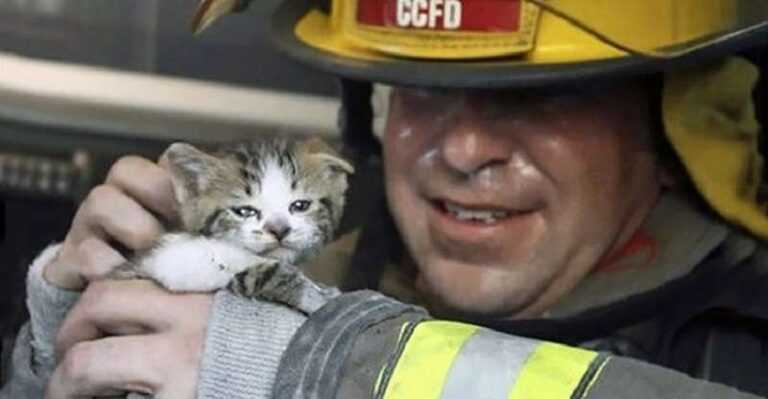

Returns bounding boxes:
[163,137,354,264]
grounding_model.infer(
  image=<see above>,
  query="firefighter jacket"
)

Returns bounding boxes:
[294,191,768,397]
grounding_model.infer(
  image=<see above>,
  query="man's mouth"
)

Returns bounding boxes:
[425,198,544,263]
[435,200,524,224]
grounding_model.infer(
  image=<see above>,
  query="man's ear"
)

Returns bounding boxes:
[161,142,221,204]
[300,137,355,176]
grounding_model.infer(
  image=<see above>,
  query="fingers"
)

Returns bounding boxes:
[55,280,171,356]
[45,237,126,290]
[45,183,166,290]
[73,184,166,251]
[45,155,177,291]
[49,280,210,399]
[47,335,164,398]
[49,331,202,399]
[106,156,178,225]
[74,238,127,282]
[55,279,212,358]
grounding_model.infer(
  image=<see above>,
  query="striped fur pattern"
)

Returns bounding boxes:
[169,138,353,264]
[110,137,353,305]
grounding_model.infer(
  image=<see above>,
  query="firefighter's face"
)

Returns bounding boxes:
[382,82,664,319]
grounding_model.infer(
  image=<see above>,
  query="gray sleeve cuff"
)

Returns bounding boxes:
[0,325,46,399]
[25,243,81,377]
[197,289,307,399]
[1,244,80,398]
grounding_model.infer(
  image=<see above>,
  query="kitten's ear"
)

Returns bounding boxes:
[300,138,355,175]
[161,142,221,204]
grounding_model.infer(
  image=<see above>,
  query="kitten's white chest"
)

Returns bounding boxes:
[141,233,258,292]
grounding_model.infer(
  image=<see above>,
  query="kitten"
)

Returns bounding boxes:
[110,137,353,312]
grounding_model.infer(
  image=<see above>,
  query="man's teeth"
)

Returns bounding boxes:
[444,202,511,223]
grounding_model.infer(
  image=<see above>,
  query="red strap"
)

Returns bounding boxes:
[595,229,659,273]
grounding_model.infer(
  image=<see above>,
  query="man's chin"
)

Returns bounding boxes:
[415,262,542,320]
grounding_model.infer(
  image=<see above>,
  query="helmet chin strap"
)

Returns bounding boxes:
[371,83,393,140]
[340,79,380,159]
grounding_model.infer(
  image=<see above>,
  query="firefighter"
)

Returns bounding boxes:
[5,1,768,398]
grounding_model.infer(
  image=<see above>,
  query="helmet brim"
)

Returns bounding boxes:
[270,0,768,88]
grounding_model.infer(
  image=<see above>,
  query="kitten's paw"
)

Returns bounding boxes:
[141,235,258,292]
[228,258,282,297]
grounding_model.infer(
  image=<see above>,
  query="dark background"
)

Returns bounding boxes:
[0,0,347,355]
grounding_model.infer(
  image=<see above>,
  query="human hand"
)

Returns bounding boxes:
[46,278,213,399]
[44,156,177,290]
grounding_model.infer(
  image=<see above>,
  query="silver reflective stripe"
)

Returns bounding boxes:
[439,329,540,399]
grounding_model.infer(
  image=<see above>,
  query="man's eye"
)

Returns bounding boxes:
[231,206,261,219]
[289,200,312,213]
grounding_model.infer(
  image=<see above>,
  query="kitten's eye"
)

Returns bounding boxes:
[231,206,261,219]
[289,200,312,214]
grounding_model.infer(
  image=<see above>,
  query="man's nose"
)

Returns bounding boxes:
[439,102,511,175]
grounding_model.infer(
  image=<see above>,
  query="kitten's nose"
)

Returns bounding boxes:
[265,221,291,241]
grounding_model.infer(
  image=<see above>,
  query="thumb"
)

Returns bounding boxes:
[157,150,171,171]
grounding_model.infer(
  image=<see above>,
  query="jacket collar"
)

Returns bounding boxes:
[546,191,733,318]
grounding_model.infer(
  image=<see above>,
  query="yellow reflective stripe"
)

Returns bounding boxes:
[374,322,414,396]
[508,342,598,399]
[382,321,479,399]
[582,356,611,398]
[374,365,387,397]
